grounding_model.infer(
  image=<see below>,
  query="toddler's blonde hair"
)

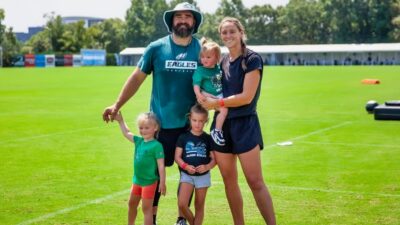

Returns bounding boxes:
[200,37,221,62]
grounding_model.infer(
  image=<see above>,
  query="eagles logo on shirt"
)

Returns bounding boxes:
[165,60,197,72]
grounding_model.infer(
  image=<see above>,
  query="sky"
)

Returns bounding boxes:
[1,0,289,32]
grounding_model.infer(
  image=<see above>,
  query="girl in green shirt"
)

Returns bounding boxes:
[115,112,166,225]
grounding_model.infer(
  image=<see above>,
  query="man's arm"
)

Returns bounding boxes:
[103,67,147,122]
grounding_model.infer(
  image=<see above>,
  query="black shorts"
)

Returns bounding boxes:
[211,115,263,154]
[157,126,189,166]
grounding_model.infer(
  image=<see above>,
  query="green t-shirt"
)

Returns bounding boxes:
[133,136,164,186]
[137,35,201,129]
[192,65,223,96]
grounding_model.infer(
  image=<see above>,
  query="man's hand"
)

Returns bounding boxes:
[102,104,119,123]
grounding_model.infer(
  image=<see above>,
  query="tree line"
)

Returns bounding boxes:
[1,0,400,66]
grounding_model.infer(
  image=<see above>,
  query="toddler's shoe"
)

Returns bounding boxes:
[211,129,225,146]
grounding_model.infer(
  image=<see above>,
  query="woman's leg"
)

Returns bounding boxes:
[238,146,276,225]
[128,191,141,225]
[178,182,195,225]
[193,187,208,225]
[214,151,244,225]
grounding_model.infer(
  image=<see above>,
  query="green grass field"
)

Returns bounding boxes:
[1,66,399,225]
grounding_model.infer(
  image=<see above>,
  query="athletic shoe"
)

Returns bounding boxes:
[174,218,187,225]
[211,129,225,146]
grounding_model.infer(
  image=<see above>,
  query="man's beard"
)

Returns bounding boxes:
[172,23,194,38]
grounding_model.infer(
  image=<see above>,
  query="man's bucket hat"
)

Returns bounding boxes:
[163,2,203,34]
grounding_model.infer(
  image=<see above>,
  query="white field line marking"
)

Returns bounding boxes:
[16,189,130,225]
[19,182,400,225]
[263,121,352,149]
[285,121,352,142]
[16,172,177,225]
[0,124,120,145]
[298,141,400,149]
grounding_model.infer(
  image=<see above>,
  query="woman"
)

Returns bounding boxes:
[199,17,276,225]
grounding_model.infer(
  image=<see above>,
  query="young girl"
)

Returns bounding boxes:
[174,104,216,225]
[114,112,166,225]
[193,38,228,146]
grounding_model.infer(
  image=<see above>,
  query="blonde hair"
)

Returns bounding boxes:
[199,37,221,62]
[137,112,160,135]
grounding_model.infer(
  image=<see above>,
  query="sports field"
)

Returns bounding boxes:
[1,66,399,225]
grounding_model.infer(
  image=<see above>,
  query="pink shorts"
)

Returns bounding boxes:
[131,181,158,199]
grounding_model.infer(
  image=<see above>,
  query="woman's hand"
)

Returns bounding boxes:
[200,97,218,110]
[196,93,207,104]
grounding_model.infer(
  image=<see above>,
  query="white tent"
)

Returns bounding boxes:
[119,43,400,66]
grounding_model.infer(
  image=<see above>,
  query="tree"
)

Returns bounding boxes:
[198,13,220,43]
[150,0,169,40]
[216,0,248,25]
[26,31,52,53]
[246,4,281,44]
[0,9,5,45]
[279,0,330,44]
[44,13,65,52]
[88,18,126,53]
[368,0,395,42]
[389,1,400,41]
[1,9,22,66]
[2,27,21,66]
[60,21,89,53]
[125,0,155,47]
[197,0,248,45]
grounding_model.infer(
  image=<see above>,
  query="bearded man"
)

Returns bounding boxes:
[103,2,203,225]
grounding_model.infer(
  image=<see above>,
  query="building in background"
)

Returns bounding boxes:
[61,16,104,28]
[15,26,44,42]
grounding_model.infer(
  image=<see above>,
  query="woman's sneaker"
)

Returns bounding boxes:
[211,129,225,146]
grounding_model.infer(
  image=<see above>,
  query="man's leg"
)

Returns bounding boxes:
[156,127,193,225]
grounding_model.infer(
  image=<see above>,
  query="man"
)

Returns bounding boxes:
[102,2,202,225]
